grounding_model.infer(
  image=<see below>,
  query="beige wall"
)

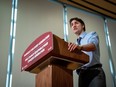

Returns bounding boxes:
[12,0,63,87]
[0,0,116,87]
[0,0,11,87]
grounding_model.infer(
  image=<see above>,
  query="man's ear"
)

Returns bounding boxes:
[82,25,85,29]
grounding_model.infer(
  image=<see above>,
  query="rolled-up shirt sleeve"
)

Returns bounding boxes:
[88,32,99,49]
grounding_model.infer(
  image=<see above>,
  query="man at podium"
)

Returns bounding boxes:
[68,17,106,87]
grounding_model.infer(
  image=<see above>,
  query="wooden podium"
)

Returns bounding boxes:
[21,32,89,87]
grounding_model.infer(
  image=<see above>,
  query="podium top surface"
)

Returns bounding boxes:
[21,32,89,73]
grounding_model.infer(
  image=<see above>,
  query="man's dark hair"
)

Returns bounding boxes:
[69,17,86,31]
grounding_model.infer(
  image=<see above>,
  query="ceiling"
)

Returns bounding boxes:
[53,0,116,20]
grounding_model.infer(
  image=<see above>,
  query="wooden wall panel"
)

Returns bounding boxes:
[56,0,116,19]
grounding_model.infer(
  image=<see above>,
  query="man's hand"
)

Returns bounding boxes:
[68,42,81,52]
[68,42,96,52]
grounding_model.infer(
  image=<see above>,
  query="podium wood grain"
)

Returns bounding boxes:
[36,65,73,87]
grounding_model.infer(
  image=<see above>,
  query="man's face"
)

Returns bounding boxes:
[70,20,84,36]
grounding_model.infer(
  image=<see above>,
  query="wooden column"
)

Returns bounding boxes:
[36,65,73,87]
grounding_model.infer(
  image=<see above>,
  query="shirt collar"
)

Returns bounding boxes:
[79,32,87,39]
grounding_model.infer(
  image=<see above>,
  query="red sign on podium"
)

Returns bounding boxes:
[21,32,53,71]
